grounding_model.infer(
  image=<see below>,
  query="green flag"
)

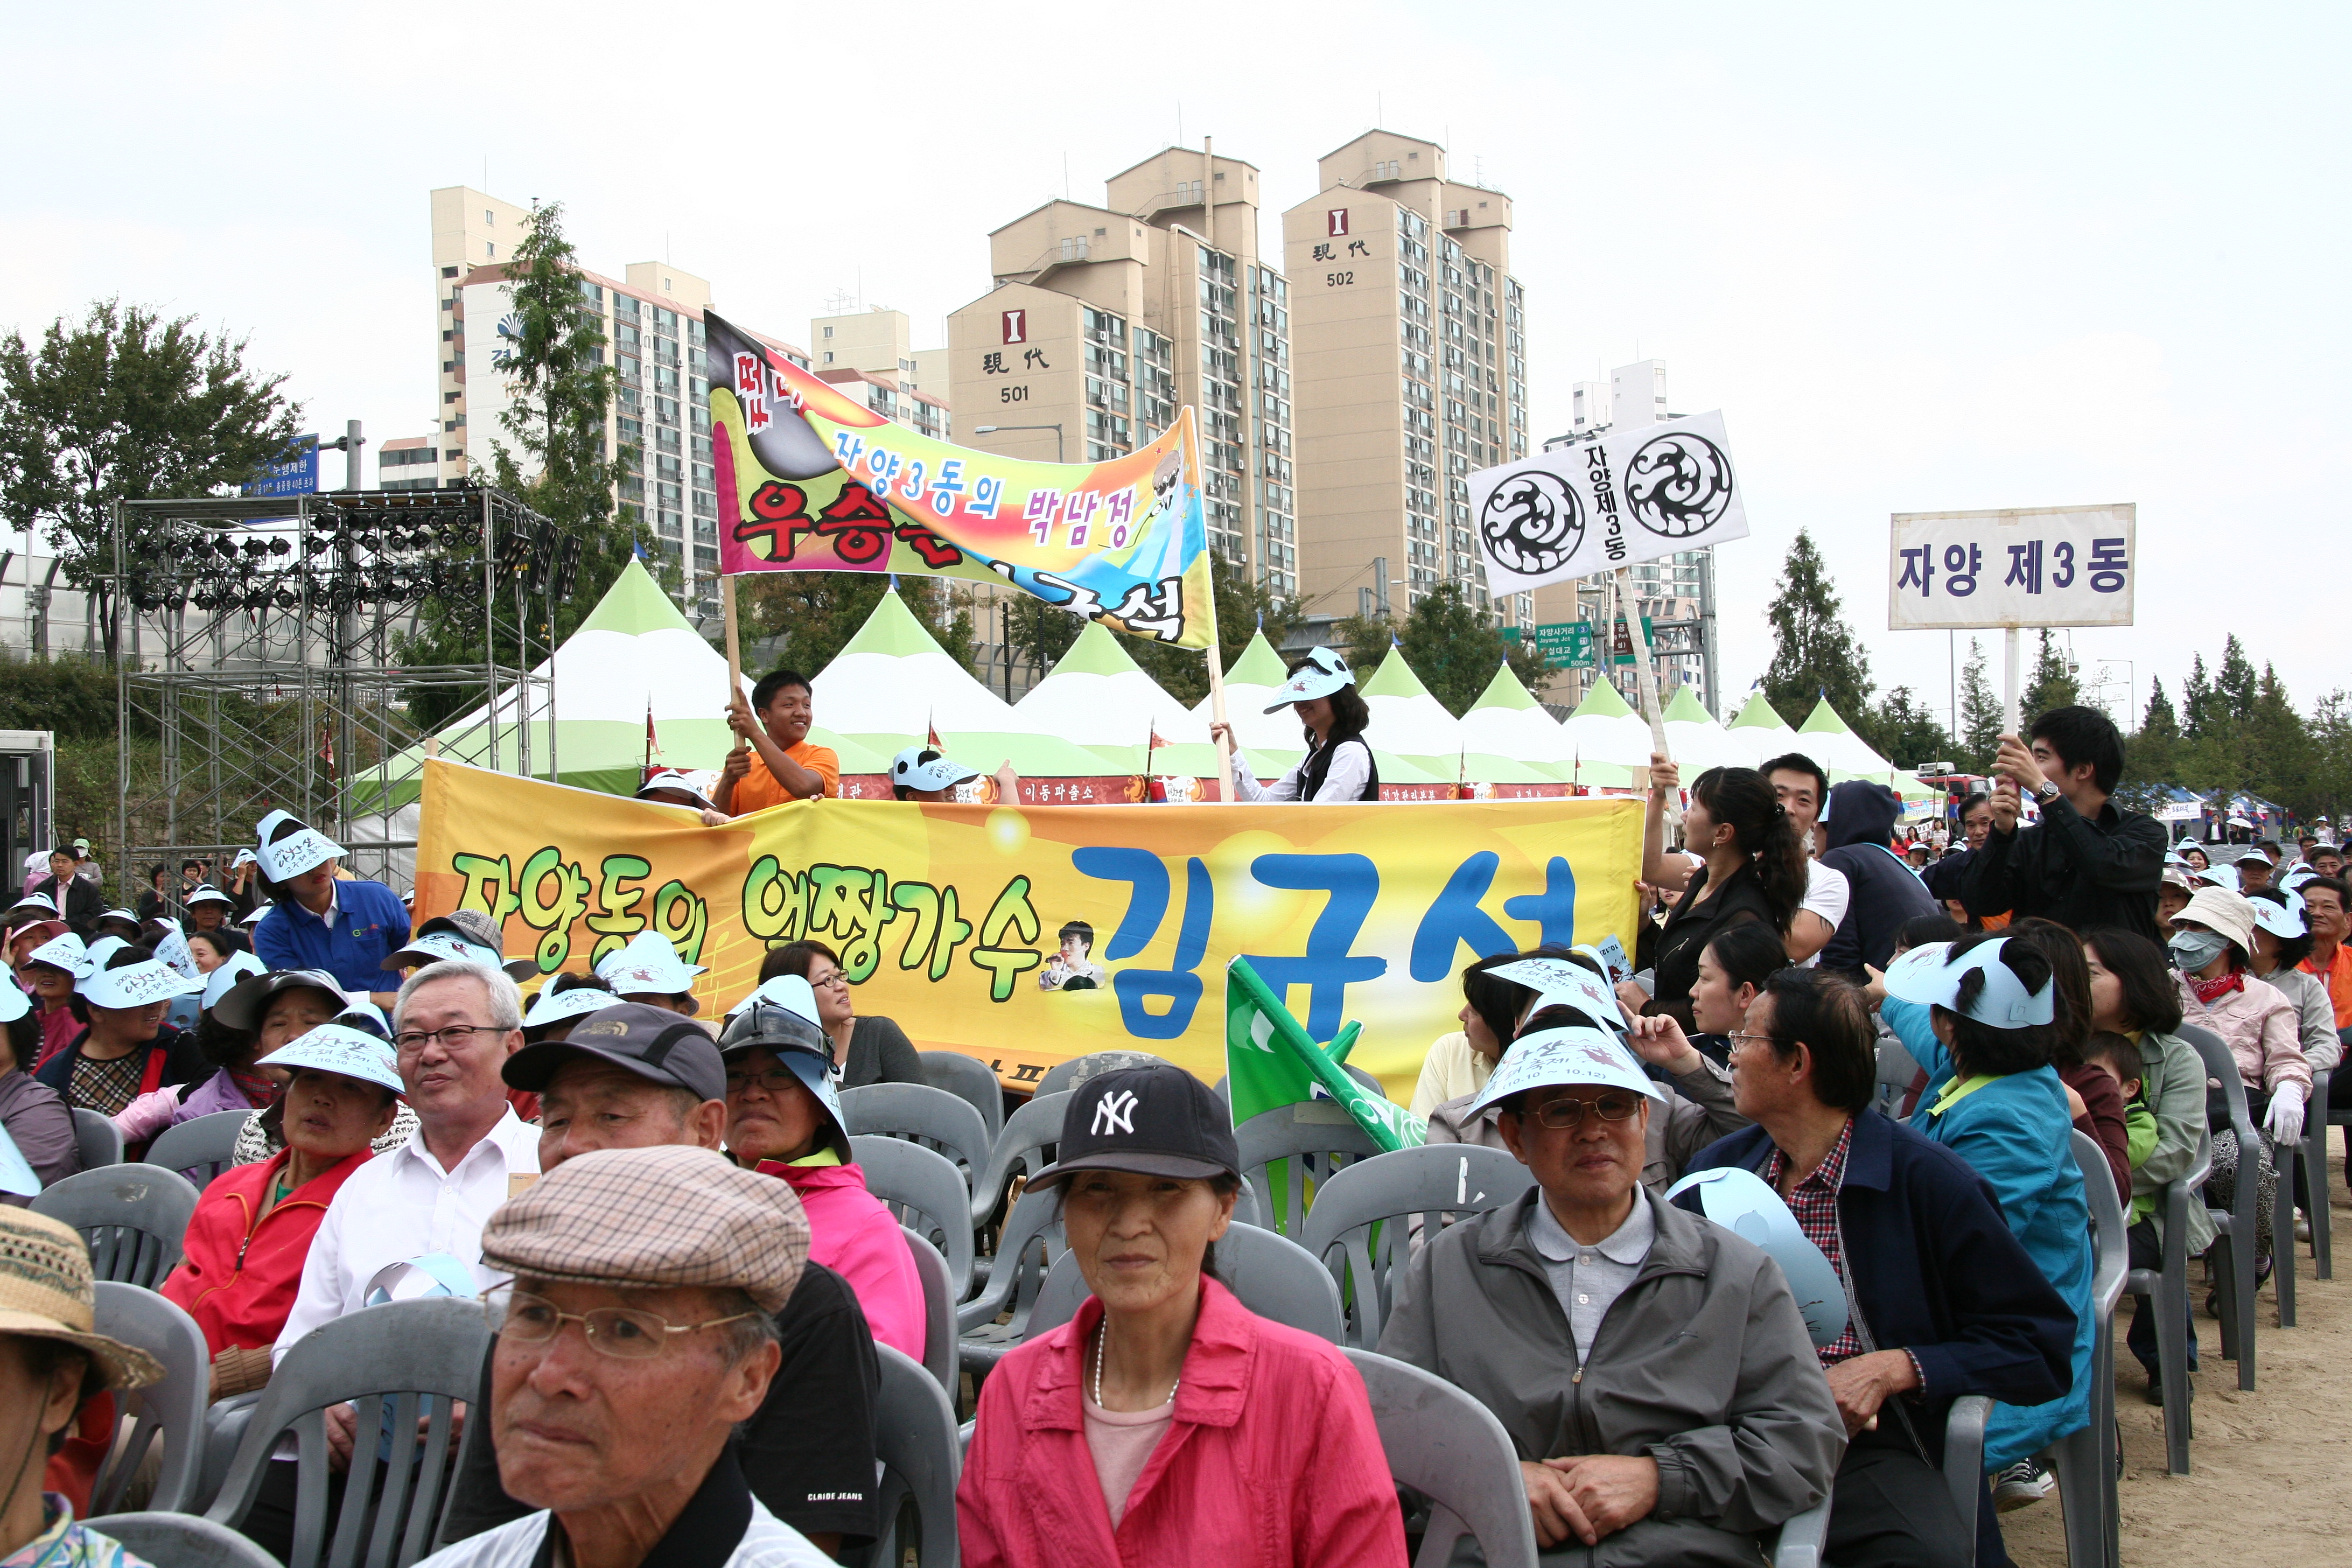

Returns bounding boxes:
[1224,957,1425,1151]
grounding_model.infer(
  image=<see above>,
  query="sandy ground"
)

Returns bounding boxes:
[2001,1127,2352,1567]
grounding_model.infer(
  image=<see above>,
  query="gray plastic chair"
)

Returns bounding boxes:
[1871,1037,1922,1118]
[1941,1395,1994,1568]
[31,1165,200,1288]
[919,1050,1003,1144]
[1342,1347,1537,1568]
[89,1282,209,1516]
[2179,1024,2262,1389]
[2040,1130,2125,1568]
[901,1227,957,1397]
[1029,1221,1344,1343]
[1297,1144,1529,1348]
[1234,1101,1383,1236]
[142,1109,256,1191]
[1772,1500,1833,1568]
[853,1135,975,1300]
[2272,1057,2330,1317]
[206,1296,492,1568]
[81,1511,281,1568]
[1032,1049,1171,1098]
[844,1081,993,1180]
[72,1107,124,1170]
[2123,1123,2213,1474]
[866,1343,962,1568]
[965,1089,1072,1228]
[956,1188,1067,1382]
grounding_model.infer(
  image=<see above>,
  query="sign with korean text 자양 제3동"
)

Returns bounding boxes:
[1887,505,2136,630]
[1469,411,1749,596]
[411,760,1641,1096]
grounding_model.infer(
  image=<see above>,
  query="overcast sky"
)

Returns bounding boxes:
[9,3,2344,731]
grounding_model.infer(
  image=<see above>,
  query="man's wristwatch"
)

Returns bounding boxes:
[2035,781,2061,803]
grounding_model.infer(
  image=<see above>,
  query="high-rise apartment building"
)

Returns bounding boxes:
[1282,130,1535,633]
[426,186,812,610]
[808,307,953,441]
[947,143,1296,599]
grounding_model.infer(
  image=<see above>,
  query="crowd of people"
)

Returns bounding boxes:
[0,685,2339,1568]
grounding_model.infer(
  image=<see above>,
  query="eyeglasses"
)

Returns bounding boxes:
[806,969,849,991]
[724,1066,804,1094]
[1525,1091,1647,1129]
[392,1023,499,1053]
[482,1285,758,1360]
[1726,1030,1777,1053]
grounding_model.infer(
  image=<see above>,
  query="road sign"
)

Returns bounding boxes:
[1530,618,1655,669]
[241,435,320,498]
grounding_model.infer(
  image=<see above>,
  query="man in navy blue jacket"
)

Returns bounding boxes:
[1680,966,2073,1568]
[1818,780,1941,982]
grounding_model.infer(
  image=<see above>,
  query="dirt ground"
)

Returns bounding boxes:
[2001,1128,2352,1566]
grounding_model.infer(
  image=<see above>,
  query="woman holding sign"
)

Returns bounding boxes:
[1208,648,1380,803]
[1624,758,1806,1032]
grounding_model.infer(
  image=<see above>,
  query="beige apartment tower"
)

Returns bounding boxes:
[1281,131,1534,631]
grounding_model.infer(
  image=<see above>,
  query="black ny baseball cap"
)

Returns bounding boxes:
[503,1000,726,1103]
[1027,1063,1242,1189]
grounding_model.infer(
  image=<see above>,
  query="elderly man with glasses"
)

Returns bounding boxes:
[1379,1023,1845,1566]
[413,1144,835,1568]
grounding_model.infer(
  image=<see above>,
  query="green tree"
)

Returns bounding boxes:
[2020,629,2080,719]
[2214,635,2259,716]
[1865,686,1954,772]
[2181,654,2216,741]
[1956,637,2003,771]
[0,298,300,658]
[1762,528,1874,724]
[2118,676,2181,804]
[1361,581,1536,717]
[1130,564,1308,707]
[738,573,975,683]
[2307,691,2352,821]
[2246,662,2311,811]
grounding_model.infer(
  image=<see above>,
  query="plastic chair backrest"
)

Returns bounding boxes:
[1342,1348,1538,1568]
[967,1090,1073,1227]
[143,1110,260,1191]
[205,1297,492,1568]
[869,1343,962,1568]
[842,1081,992,1178]
[31,1166,200,1288]
[852,1135,974,1300]
[1233,1102,1383,1236]
[919,1050,1003,1144]
[900,1227,957,1396]
[1297,1144,1529,1348]
[89,1282,209,1515]
[79,1511,281,1568]
[2178,1025,2259,1223]
[1029,1222,1344,1343]
[72,1107,124,1170]
[2069,1131,2128,1318]
[954,1188,1066,1338]
[1032,1049,1172,1098]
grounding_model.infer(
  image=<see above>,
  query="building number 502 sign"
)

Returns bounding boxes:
[1326,271,1354,288]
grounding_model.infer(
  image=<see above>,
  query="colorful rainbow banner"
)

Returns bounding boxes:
[705,312,1216,650]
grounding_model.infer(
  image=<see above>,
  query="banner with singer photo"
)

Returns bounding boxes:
[705,311,1216,649]
[411,760,1642,1097]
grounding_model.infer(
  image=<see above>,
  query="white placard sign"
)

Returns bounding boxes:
[1472,411,1749,594]
[1488,957,1627,1030]
[1887,505,2136,629]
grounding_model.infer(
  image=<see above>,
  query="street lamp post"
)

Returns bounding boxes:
[971,423,1066,463]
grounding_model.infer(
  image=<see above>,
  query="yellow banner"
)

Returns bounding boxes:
[412,760,1642,1098]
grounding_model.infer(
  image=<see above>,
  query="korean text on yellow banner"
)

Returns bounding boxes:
[706,312,1216,649]
[411,761,1641,1095]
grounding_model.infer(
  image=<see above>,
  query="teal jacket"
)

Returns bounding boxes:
[1885,996,2094,1470]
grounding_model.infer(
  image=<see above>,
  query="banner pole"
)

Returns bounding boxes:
[722,575,747,770]
[1615,567,1671,759]
[2002,624,2021,738]
[1205,558,1234,803]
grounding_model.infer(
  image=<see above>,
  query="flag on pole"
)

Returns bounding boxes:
[705,311,1216,648]
[1224,957,1425,1152]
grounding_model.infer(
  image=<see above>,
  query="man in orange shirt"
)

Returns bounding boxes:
[716,669,838,813]
[2298,876,2352,1027]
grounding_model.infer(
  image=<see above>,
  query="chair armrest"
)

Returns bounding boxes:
[1943,1395,1992,1531]
[1771,1497,1832,1568]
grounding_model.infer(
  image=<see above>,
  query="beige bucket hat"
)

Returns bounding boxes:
[0,1210,164,1390]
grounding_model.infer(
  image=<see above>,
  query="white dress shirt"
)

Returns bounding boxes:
[274,1108,541,1365]
[1229,737,1373,802]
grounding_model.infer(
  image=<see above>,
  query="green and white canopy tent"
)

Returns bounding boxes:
[1014,620,1222,778]
[1725,691,1797,764]
[1794,698,1937,800]
[1186,633,1448,787]
[1558,678,1650,787]
[1661,685,1763,773]
[1457,663,1576,776]
[808,590,1117,778]
[360,558,890,813]
[1359,647,1558,785]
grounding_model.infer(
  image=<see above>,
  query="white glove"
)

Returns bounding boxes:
[2264,1082,2307,1146]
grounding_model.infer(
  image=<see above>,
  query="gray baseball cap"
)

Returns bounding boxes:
[502,1000,725,1103]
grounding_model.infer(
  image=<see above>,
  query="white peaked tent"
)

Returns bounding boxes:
[1661,685,1761,773]
[1725,691,1798,764]
[1360,648,1557,785]
[1187,633,1450,786]
[1559,678,1653,785]
[1458,664,1576,775]
[1016,621,1219,777]
[1793,697,1901,781]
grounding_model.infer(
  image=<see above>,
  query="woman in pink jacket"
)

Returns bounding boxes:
[718,976,927,1362]
[958,1063,1406,1568]
[2171,886,2312,1283]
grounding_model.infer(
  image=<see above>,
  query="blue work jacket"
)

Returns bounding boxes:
[250,879,410,992]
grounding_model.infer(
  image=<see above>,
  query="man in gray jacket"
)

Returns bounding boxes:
[1380,1021,1845,1566]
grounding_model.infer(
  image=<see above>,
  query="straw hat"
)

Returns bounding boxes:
[0,1210,163,1390]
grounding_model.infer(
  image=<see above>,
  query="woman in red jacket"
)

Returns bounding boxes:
[160,1020,401,1397]
[958,1063,1406,1568]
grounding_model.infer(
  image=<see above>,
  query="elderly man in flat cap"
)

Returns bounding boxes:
[415,1143,834,1568]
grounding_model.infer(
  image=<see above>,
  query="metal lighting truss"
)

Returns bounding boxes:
[106,486,573,895]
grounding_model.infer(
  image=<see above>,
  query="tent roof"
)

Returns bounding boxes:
[1726,691,1792,732]
[1356,649,1555,782]
[1560,676,1655,772]
[1662,685,1763,773]
[1567,677,1635,720]
[1794,697,1897,779]
[1458,664,1572,768]
[1016,621,1215,775]
[1662,686,1712,724]
[1467,663,1541,713]
[1223,631,1293,687]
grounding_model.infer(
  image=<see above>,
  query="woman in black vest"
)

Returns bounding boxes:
[1210,647,1381,802]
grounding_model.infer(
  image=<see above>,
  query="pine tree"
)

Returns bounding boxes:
[2246,663,2311,810]
[1866,686,1954,772]
[2214,635,2259,715]
[1956,638,2003,771]
[2116,676,2179,807]
[1762,528,1874,723]
[2181,655,2215,741]
[2021,629,2081,720]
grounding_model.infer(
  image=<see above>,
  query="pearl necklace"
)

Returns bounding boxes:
[1092,1321,1179,1409]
